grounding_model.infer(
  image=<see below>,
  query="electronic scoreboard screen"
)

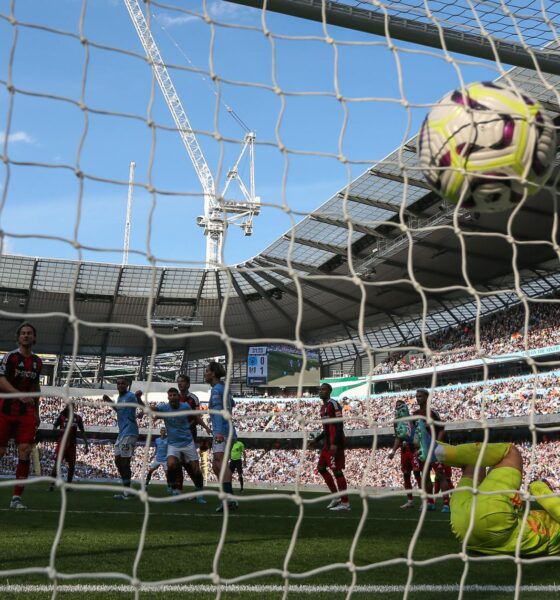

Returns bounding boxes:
[247,344,320,387]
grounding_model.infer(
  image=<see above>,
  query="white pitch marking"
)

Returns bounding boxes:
[0,584,559,594]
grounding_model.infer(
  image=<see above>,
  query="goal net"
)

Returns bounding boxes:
[1,0,560,597]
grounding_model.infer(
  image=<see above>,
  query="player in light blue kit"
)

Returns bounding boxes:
[154,388,206,504]
[145,427,168,487]
[205,361,237,512]
[103,377,144,500]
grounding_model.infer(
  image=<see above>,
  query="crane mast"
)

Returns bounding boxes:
[122,160,135,265]
[123,0,260,268]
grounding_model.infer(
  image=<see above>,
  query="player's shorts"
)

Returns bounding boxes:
[114,435,138,458]
[450,466,522,552]
[0,411,37,447]
[433,461,452,480]
[318,447,345,472]
[229,458,243,472]
[417,457,450,478]
[149,459,167,470]
[212,437,228,454]
[168,442,198,463]
[54,442,77,465]
[400,448,421,473]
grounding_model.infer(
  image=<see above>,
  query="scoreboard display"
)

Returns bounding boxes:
[247,346,268,385]
[247,344,320,387]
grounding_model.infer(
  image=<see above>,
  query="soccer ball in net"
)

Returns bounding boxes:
[418,81,557,213]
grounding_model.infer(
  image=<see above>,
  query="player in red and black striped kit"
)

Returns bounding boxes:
[312,383,350,512]
[48,406,89,490]
[0,322,42,509]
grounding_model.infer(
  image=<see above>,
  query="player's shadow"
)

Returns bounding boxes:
[1,536,292,564]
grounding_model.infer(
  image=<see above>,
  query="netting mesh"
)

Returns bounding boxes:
[1,0,560,597]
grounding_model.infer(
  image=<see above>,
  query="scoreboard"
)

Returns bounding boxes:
[246,344,320,388]
[247,346,268,385]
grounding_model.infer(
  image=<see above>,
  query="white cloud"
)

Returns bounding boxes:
[155,12,199,28]
[0,131,36,145]
[154,2,252,28]
[206,0,252,20]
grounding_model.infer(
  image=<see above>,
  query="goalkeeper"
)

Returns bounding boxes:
[416,420,560,555]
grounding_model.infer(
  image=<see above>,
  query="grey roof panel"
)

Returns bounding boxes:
[160,269,204,298]
[0,256,35,290]
[76,263,120,296]
[119,267,164,297]
[34,260,78,294]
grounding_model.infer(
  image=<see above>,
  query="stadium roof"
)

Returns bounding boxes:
[1,66,559,362]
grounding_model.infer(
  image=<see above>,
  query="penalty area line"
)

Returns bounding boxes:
[1,584,559,594]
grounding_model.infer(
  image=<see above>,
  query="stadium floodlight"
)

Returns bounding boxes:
[149,317,204,328]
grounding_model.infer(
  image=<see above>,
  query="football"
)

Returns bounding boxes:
[418,81,557,212]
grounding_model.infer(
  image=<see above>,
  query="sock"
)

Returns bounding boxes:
[335,474,349,504]
[176,466,184,491]
[239,474,244,491]
[223,481,233,496]
[193,470,204,490]
[67,464,75,484]
[434,480,440,495]
[14,459,30,497]
[320,470,337,494]
[167,465,176,489]
[414,472,423,489]
[435,442,511,468]
[121,464,132,488]
[145,470,152,485]
[530,481,560,522]
[403,473,413,501]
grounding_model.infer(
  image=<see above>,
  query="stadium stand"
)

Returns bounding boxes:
[373,297,560,374]
[3,440,559,494]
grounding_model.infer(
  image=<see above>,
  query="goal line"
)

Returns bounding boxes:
[2,583,560,594]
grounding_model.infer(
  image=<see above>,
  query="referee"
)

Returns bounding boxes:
[229,439,246,492]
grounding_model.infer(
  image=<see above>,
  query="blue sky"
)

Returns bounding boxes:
[0,0,498,268]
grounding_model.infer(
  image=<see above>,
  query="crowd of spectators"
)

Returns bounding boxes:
[38,396,194,432]
[227,372,560,432]
[40,397,118,429]
[243,441,560,490]
[1,440,558,493]
[0,441,166,484]
[373,300,560,374]
[35,370,560,436]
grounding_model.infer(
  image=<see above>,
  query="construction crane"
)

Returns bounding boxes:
[122,160,135,266]
[123,0,260,268]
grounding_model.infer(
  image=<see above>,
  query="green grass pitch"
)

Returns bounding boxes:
[0,483,557,599]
